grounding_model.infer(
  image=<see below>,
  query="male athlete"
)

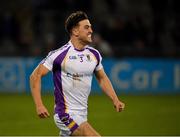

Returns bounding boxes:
[30,11,125,136]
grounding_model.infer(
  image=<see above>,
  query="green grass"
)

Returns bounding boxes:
[0,93,180,136]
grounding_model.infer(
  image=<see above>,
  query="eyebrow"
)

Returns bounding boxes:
[84,24,92,28]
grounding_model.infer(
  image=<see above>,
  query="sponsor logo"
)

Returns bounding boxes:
[67,72,81,81]
[69,56,77,59]
[66,72,92,81]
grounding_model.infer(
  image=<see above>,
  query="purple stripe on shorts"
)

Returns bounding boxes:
[86,48,100,66]
[70,123,79,132]
[53,46,70,114]
[58,113,79,133]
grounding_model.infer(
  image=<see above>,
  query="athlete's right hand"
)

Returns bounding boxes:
[36,105,50,118]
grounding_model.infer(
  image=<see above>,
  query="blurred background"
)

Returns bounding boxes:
[0,0,180,57]
[0,0,180,136]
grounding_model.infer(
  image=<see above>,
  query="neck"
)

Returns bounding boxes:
[70,38,86,50]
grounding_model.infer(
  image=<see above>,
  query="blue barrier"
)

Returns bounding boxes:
[0,57,180,94]
[93,58,180,94]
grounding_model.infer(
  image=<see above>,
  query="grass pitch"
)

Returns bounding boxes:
[0,93,179,136]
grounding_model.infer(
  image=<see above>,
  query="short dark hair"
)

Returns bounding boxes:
[65,11,88,34]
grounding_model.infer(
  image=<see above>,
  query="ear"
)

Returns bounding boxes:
[72,27,79,37]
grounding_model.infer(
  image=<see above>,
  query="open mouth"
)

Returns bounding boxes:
[87,34,91,38]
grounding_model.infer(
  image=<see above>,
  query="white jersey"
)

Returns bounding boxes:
[41,41,103,116]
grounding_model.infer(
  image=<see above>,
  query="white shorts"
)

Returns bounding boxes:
[54,113,87,136]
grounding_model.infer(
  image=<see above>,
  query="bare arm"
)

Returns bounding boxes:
[95,69,125,112]
[30,64,50,118]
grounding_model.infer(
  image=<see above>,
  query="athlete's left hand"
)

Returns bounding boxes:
[113,99,125,112]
